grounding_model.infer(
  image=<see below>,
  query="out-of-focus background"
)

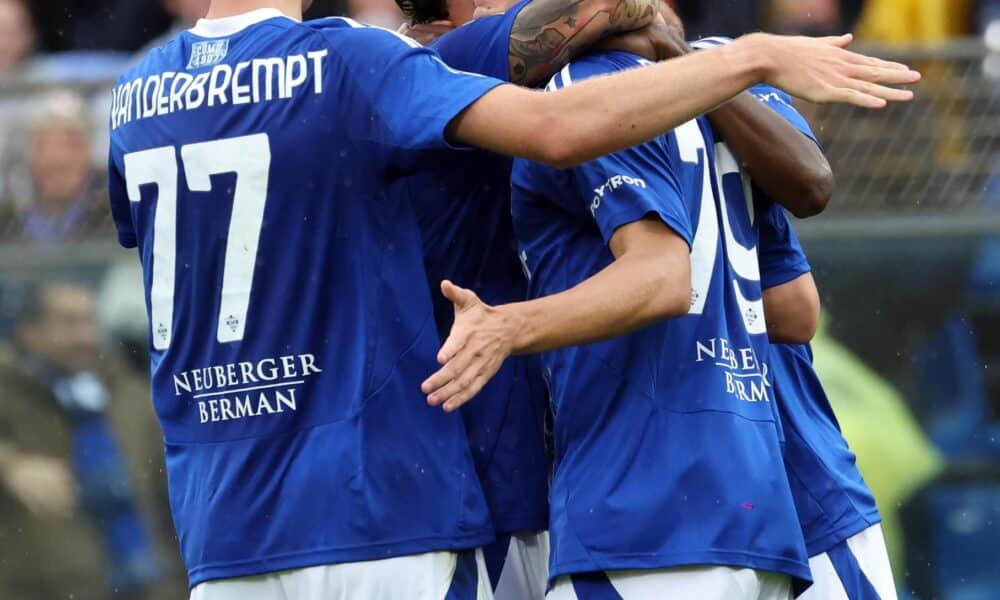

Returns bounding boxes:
[0,0,995,599]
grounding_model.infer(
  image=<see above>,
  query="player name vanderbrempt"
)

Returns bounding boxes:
[110,50,328,131]
[173,353,323,424]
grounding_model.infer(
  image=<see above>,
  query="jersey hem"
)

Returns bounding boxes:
[549,549,813,584]
[805,511,882,557]
[492,512,549,537]
[186,530,495,588]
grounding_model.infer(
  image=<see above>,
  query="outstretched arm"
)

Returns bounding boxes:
[600,24,836,216]
[448,33,920,169]
[507,0,656,85]
[422,218,691,411]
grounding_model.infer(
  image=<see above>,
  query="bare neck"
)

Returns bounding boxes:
[206,0,302,20]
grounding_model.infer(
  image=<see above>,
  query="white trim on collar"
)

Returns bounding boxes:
[189,8,296,38]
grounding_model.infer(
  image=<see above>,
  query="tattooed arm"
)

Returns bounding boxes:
[507,0,657,85]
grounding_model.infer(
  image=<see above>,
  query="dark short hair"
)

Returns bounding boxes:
[396,0,449,24]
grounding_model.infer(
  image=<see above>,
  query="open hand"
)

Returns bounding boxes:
[750,33,921,108]
[421,281,517,412]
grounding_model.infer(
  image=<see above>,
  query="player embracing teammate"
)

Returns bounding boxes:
[418,3,902,600]
[108,0,917,598]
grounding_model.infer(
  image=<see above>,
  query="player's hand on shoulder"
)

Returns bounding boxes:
[398,20,455,46]
[742,33,921,108]
[595,7,689,61]
[422,280,517,413]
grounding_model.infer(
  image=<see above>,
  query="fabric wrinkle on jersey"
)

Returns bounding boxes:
[510,50,811,585]
[107,10,506,587]
[403,0,550,538]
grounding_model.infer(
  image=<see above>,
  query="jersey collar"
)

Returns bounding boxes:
[189,8,296,38]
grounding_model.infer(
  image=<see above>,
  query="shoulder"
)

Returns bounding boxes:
[547,51,645,90]
[304,17,423,50]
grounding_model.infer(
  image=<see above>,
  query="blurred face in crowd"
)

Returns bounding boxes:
[0,0,34,76]
[164,0,212,25]
[28,121,92,215]
[18,284,100,374]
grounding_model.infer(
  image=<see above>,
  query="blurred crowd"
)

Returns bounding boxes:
[0,0,996,599]
[0,0,995,246]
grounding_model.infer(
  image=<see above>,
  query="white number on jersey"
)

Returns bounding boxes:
[124,133,271,350]
[675,120,765,335]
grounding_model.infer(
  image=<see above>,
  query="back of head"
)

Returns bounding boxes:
[396,0,448,24]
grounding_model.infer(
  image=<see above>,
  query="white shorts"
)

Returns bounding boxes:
[482,531,550,600]
[547,566,791,600]
[798,524,897,600]
[189,549,492,600]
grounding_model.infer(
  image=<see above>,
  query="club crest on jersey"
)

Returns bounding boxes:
[188,40,230,69]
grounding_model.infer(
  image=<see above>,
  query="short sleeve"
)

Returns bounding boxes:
[108,151,137,249]
[431,0,532,81]
[336,26,505,155]
[757,201,810,289]
[570,140,694,248]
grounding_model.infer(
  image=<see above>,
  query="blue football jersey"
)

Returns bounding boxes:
[403,0,550,536]
[756,197,882,556]
[107,10,505,586]
[510,50,810,583]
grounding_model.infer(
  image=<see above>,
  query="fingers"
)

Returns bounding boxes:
[423,348,482,405]
[818,33,853,49]
[844,64,921,87]
[830,88,887,109]
[424,338,475,393]
[423,349,498,412]
[441,279,477,312]
[442,374,490,412]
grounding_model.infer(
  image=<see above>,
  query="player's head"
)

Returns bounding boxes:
[205,0,315,16]
[396,0,449,24]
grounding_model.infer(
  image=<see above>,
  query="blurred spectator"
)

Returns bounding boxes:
[0,0,35,78]
[0,281,184,599]
[856,0,974,43]
[3,89,109,243]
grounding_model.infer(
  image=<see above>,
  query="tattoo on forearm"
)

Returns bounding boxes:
[509,0,655,86]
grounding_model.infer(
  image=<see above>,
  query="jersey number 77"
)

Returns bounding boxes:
[124,133,271,350]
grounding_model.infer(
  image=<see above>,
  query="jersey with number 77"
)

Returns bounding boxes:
[107,11,504,588]
[510,50,813,584]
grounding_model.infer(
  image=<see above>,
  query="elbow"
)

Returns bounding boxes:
[770,320,818,345]
[788,161,835,219]
[530,106,590,169]
[535,129,581,170]
[767,301,820,344]
[648,272,692,321]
